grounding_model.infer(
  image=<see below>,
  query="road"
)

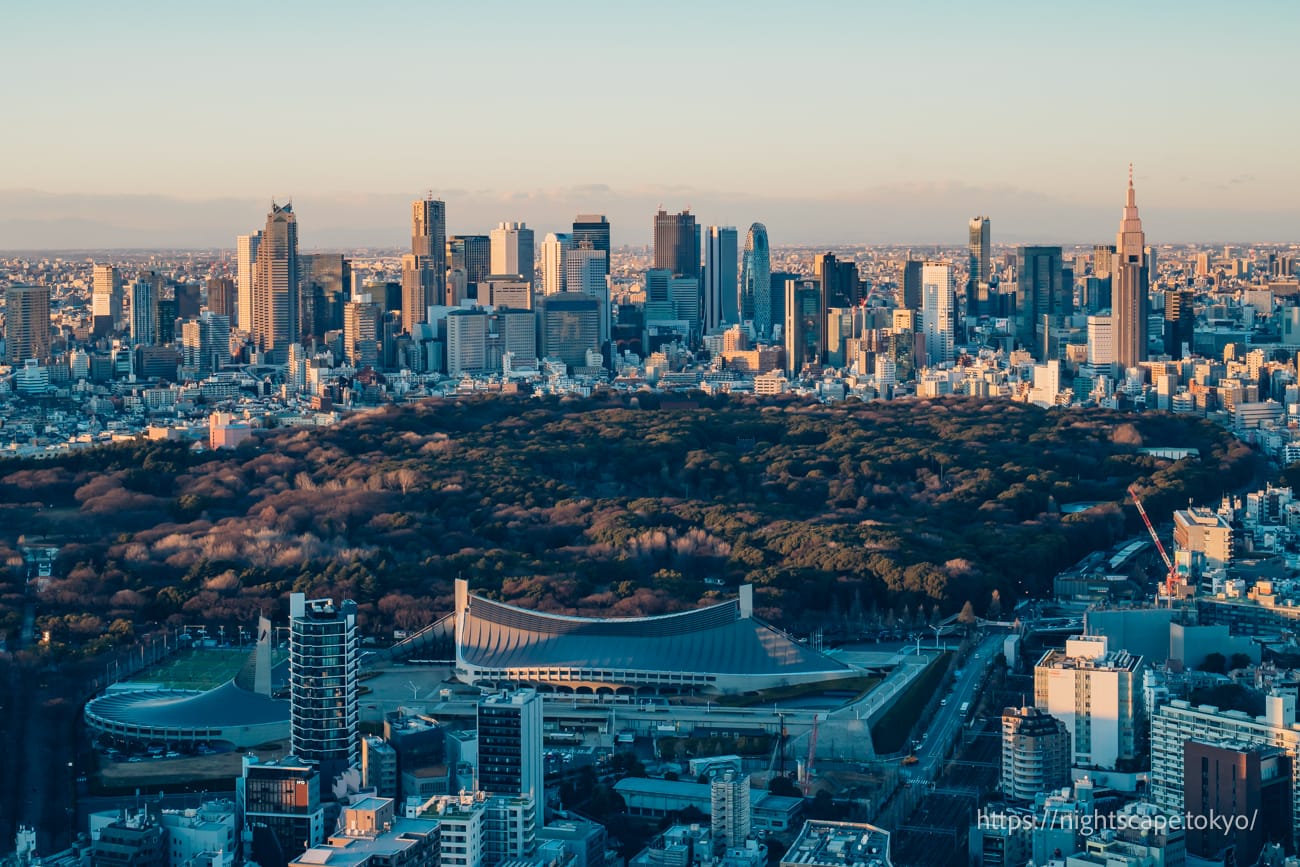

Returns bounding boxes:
[912,633,1004,780]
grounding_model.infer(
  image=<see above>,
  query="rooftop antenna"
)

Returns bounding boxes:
[407,681,421,702]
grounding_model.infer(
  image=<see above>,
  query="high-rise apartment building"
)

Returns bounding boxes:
[4,284,51,363]
[1014,246,1067,361]
[236,230,261,330]
[654,209,700,278]
[489,222,535,284]
[288,593,359,781]
[1151,694,1300,852]
[741,224,771,335]
[571,215,610,277]
[1113,168,1149,370]
[703,226,739,332]
[92,264,123,335]
[252,203,299,362]
[478,689,543,838]
[1033,635,1144,770]
[540,233,572,296]
[1000,706,1071,801]
[129,272,160,347]
[921,262,955,367]
[710,770,751,851]
[785,278,825,376]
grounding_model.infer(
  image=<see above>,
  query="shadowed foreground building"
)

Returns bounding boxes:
[453,580,853,695]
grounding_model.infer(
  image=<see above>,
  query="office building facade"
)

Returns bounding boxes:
[4,284,51,363]
[1014,246,1067,361]
[1113,169,1149,370]
[1033,636,1143,770]
[703,226,739,331]
[252,203,299,362]
[571,215,610,277]
[742,223,771,335]
[489,222,535,284]
[654,209,700,278]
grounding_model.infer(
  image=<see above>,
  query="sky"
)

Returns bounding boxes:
[3,0,1299,248]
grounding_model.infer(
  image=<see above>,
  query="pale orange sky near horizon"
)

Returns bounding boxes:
[3,0,1298,245]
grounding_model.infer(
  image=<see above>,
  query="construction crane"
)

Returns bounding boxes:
[802,714,820,795]
[1127,484,1178,602]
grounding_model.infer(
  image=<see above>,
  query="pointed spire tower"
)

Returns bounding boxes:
[1113,165,1149,371]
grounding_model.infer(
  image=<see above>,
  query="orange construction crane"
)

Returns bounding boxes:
[1127,484,1178,601]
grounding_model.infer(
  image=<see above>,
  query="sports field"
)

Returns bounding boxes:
[129,647,286,691]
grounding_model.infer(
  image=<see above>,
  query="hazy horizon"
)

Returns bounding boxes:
[4,0,1298,249]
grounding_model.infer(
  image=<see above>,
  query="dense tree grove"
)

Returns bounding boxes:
[0,394,1254,651]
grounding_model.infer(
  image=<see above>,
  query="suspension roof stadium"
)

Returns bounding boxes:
[454,580,855,695]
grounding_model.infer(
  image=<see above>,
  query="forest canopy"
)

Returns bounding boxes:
[0,394,1254,652]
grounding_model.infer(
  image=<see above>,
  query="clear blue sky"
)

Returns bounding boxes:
[3,0,1298,246]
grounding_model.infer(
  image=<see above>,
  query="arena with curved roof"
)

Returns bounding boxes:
[454,580,855,695]
[85,616,289,749]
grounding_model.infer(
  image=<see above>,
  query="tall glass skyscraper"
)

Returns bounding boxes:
[741,223,771,336]
[703,226,738,331]
[252,202,299,363]
[1014,245,1066,361]
[289,593,359,782]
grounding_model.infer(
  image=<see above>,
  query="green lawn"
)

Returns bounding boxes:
[869,652,952,754]
[129,647,285,691]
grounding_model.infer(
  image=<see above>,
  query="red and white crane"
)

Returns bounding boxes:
[1128,484,1179,602]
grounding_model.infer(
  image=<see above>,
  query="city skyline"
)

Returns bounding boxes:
[3,1,1299,247]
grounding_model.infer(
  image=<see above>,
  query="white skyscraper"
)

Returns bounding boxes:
[1087,315,1115,366]
[921,261,955,367]
[703,226,739,332]
[540,232,572,296]
[236,230,261,331]
[490,222,535,284]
